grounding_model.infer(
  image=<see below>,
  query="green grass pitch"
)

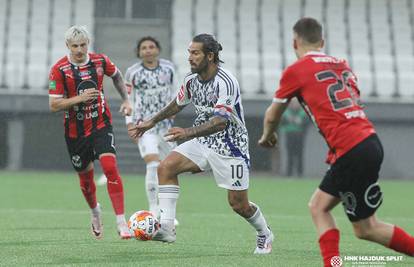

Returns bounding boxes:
[0,171,413,266]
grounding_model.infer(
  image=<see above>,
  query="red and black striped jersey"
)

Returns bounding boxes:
[49,53,117,138]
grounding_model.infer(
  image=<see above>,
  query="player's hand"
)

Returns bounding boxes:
[119,100,132,116]
[258,132,278,148]
[80,88,99,103]
[129,119,156,139]
[164,127,187,142]
[127,123,138,144]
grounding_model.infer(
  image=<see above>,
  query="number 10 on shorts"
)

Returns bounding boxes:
[231,164,243,179]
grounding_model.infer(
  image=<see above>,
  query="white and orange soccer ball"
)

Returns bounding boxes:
[128,210,159,240]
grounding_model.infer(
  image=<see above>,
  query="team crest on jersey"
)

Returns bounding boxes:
[158,72,169,83]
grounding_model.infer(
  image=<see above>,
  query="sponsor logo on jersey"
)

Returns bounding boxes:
[49,80,56,90]
[79,70,91,77]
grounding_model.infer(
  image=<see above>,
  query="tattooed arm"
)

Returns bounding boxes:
[111,70,132,116]
[130,99,186,138]
[184,116,227,138]
[164,116,227,142]
[151,99,185,124]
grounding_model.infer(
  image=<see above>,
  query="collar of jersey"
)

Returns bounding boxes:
[67,54,91,66]
[304,51,325,56]
[141,60,160,71]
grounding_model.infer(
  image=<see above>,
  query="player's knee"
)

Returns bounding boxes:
[228,199,249,216]
[353,224,375,241]
[308,200,320,216]
[353,227,372,240]
[157,160,176,180]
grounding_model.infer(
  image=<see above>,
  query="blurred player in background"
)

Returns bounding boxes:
[48,25,132,239]
[99,36,178,225]
[130,34,274,254]
[259,17,414,266]
[280,98,307,177]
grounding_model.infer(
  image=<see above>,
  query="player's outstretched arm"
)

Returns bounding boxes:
[164,116,227,142]
[49,89,99,112]
[111,70,132,116]
[129,99,185,138]
[258,102,288,148]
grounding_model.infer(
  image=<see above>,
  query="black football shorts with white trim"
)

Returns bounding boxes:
[319,134,384,222]
[65,126,116,172]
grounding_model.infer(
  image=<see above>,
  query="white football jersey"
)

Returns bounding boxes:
[125,59,176,134]
[176,67,250,163]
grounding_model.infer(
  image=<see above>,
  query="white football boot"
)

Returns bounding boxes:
[91,203,103,239]
[152,226,176,243]
[254,229,274,254]
[117,221,132,239]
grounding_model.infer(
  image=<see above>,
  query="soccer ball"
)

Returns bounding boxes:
[128,210,159,240]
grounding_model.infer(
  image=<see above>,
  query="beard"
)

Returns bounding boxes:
[191,57,209,74]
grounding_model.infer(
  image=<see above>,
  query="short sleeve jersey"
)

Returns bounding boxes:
[124,59,176,134]
[274,51,376,164]
[48,53,117,139]
[176,67,250,163]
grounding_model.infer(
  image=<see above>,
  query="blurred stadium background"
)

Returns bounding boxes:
[0,0,413,179]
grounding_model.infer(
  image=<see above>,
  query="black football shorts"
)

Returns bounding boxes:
[319,134,384,222]
[65,126,116,172]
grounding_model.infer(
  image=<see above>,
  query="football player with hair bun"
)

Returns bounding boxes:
[130,33,274,254]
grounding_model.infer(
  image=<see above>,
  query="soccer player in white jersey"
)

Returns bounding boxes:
[98,37,178,225]
[130,34,274,254]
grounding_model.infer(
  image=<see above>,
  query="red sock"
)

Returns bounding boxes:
[388,226,414,256]
[78,169,97,209]
[100,155,124,215]
[319,228,340,267]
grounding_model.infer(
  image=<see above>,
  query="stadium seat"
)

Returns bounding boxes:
[399,72,414,97]
[303,0,323,21]
[356,71,374,97]
[195,0,214,34]
[217,0,237,74]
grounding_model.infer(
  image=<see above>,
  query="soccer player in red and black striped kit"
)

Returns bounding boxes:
[259,18,413,266]
[49,25,133,239]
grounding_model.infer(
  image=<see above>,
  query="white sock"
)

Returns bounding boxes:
[91,203,101,216]
[158,185,179,230]
[245,202,271,236]
[145,161,160,217]
[116,214,126,225]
